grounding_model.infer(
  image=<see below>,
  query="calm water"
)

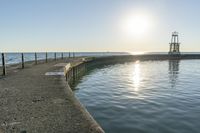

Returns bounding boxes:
[0,52,129,65]
[74,60,200,133]
[1,52,200,66]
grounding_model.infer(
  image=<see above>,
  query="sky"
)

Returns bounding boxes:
[0,0,200,52]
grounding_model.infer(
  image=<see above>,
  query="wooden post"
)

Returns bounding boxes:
[69,52,71,58]
[54,53,56,60]
[61,53,64,59]
[1,53,6,75]
[45,52,48,63]
[21,53,24,69]
[35,52,37,64]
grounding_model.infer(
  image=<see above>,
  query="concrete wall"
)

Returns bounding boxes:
[86,54,200,68]
[63,61,105,133]
[62,54,200,133]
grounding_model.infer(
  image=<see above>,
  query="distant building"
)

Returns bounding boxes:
[169,31,181,55]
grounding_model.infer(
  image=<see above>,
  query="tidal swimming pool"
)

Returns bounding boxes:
[74,60,200,133]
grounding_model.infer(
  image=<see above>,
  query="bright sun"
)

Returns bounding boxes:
[122,13,153,37]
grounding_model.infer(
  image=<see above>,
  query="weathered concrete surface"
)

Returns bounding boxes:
[0,58,104,133]
[85,54,200,69]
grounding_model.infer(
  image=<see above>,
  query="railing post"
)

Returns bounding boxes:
[61,53,64,59]
[45,52,48,63]
[35,52,37,64]
[1,53,6,76]
[69,52,71,58]
[21,53,24,69]
[54,53,56,60]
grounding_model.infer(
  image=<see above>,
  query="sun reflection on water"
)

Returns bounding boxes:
[132,60,141,92]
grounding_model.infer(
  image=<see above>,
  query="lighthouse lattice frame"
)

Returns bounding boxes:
[169,31,181,55]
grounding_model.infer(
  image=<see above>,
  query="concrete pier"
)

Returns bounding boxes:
[88,54,200,67]
[0,58,104,133]
[1,53,200,132]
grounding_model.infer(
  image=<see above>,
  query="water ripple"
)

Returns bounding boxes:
[75,60,200,133]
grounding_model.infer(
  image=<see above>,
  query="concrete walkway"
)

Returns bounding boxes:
[0,59,103,133]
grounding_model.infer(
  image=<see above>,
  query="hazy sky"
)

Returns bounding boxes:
[0,0,200,52]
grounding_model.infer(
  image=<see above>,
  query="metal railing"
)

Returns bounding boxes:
[1,52,76,76]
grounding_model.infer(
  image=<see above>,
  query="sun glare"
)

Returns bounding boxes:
[121,12,153,37]
[133,60,141,92]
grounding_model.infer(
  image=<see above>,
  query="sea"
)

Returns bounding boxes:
[0,52,129,66]
[74,59,200,133]
[1,52,200,133]
[1,52,200,66]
